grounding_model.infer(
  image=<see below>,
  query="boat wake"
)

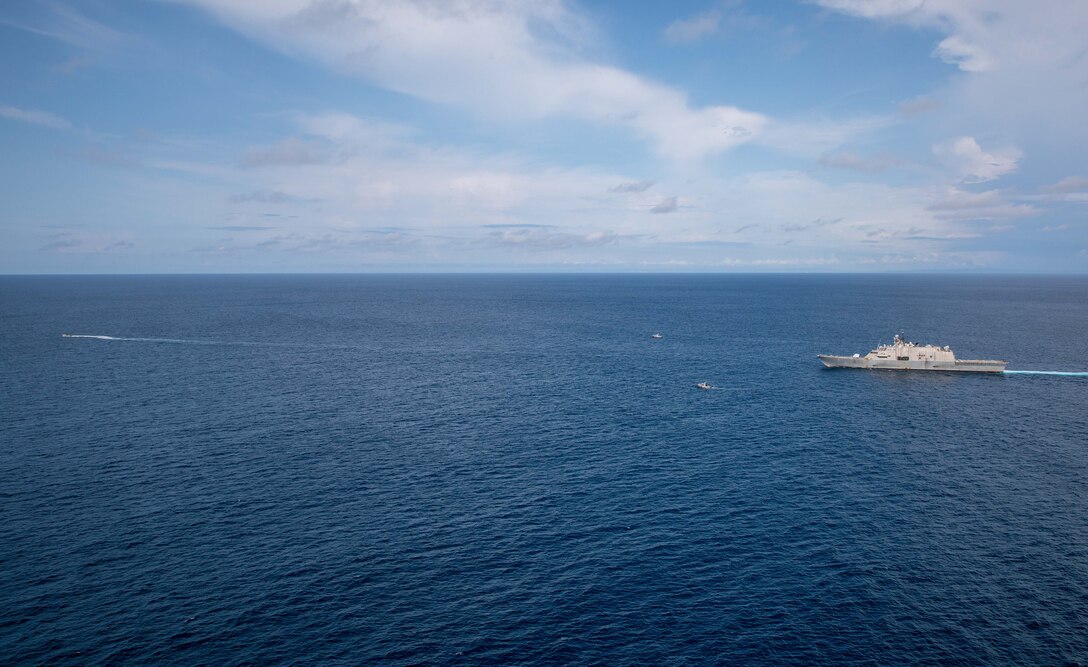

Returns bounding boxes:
[1004,370,1088,377]
[62,334,118,340]
[63,334,220,345]
[61,333,356,349]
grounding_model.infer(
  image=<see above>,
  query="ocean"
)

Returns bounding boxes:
[2,274,1086,665]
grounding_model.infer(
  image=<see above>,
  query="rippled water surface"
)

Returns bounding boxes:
[2,274,1087,665]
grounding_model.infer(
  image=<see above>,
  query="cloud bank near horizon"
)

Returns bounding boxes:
[0,0,1085,272]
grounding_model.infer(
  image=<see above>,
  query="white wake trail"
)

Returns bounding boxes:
[63,334,217,344]
[62,334,119,340]
[60,333,357,349]
[1004,370,1088,377]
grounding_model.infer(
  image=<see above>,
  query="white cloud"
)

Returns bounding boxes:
[609,180,654,193]
[179,0,765,160]
[221,112,968,263]
[897,96,941,116]
[241,137,331,167]
[813,1,998,72]
[818,0,1088,74]
[1042,176,1088,194]
[1030,177,1088,203]
[815,0,1088,151]
[819,151,902,173]
[664,9,721,43]
[99,106,1058,269]
[758,114,894,158]
[0,2,123,50]
[933,136,1020,183]
[0,105,72,130]
[926,187,1037,221]
[815,0,926,20]
[229,111,645,239]
[488,227,618,249]
[719,256,842,267]
[932,34,992,73]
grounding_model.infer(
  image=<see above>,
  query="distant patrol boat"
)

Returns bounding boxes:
[818,334,1006,373]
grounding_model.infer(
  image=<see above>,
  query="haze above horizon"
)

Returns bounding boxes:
[1,0,1086,274]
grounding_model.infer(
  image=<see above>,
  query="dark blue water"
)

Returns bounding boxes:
[2,274,1087,665]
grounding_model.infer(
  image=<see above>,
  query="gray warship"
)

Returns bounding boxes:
[819,334,1006,373]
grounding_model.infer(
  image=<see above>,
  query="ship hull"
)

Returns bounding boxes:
[818,355,1006,373]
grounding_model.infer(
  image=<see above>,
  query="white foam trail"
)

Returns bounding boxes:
[62,334,118,340]
[61,333,357,349]
[63,334,216,344]
[1004,370,1088,377]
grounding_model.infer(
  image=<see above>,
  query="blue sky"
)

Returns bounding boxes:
[1,0,1086,273]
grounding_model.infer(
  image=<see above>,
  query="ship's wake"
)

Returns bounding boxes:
[62,334,118,340]
[63,334,221,345]
[61,333,354,349]
[1004,370,1088,377]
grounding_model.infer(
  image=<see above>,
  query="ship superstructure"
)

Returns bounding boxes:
[818,334,1006,373]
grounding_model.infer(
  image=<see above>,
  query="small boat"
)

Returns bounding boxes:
[651,333,663,339]
[696,381,712,390]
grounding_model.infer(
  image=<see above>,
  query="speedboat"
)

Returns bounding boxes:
[696,381,712,390]
[651,333,663,339]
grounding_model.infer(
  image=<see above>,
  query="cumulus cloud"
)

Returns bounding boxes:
[0,105,72,130]
[719,256,841,267]
[816,0,996,71]
[933,137,1020,183]
[816,0,1088,149]
[227,110,648,238]
[125,105,1054,269]
[932,34,992,72]
[702,170,1031,252]
[488,227,618,250]
[180,0,765,160]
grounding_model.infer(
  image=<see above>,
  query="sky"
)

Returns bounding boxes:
[1,0,1086,273]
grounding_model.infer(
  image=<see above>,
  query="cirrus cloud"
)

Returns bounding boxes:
[0,104,72,130]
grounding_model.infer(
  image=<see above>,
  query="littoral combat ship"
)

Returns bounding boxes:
[819,334,1006,373]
